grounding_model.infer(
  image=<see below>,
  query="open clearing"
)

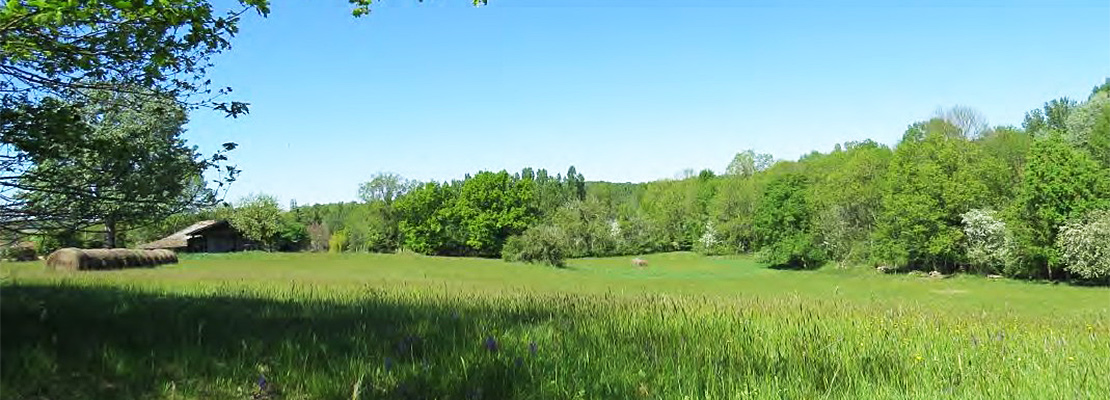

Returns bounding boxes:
[2,252,1107,399]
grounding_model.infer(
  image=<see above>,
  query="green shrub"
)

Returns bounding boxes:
[328,230,349,253]
[501,225,567,267]
[757,233,826,269]
[276,214,308,251]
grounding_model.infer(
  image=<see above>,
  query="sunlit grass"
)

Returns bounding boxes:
[2,252,1107,399]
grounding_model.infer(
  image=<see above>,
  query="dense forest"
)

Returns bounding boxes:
[27,80,1110,283]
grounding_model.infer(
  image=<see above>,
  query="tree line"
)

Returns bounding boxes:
[66,80,1104,284]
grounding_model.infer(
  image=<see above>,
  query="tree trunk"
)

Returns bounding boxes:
[105,219,117,249]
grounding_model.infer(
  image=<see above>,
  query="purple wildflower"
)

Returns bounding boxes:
[529,341,538,356]
[257,374,268,391]
[484,336,499,353]
[515,356,524,368]
[385,357,394,372]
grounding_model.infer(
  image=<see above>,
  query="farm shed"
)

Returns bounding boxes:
[138,220,255,253]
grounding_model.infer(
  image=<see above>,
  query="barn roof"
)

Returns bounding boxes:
[137,220,228,249]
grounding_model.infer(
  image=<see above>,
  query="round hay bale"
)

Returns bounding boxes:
[153,250,167,264]
[145,249,161,266]
[130,250,152,267]
[157,249,178,264]
[142,249,171,266]
[631,257,648,267]
[85,249,121,269]
[131,249,151,267]
[131,249,150,267]
[45,248,84,271]
[108,249,137,268]
[148,249,163,264]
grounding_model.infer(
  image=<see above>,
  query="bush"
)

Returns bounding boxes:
[1057,209,1110,280]
[501,225,568,267]
[329,230,349,253]
[960,209,1016,274]
[757,233,826,269]
[276,214,308,251]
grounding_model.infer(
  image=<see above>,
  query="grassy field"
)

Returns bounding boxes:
[2,252,1107,399]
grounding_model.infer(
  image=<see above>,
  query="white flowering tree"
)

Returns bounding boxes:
[1056,209,1110,280]
[960,209,1015,274]
[694,221,724,255]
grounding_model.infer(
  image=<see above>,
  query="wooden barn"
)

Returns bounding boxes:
[138,220,255,253]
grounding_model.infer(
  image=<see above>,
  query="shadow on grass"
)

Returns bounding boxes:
[2,283,909,399]
[1,284,560,400]
[766,263,823,271]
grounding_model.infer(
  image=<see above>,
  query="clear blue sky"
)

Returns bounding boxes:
[186,0,1110,206]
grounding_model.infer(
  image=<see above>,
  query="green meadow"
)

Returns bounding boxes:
[2,252,1107,399]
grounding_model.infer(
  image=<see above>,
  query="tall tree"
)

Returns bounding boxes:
[935,105,990,139]
[872,119,991,272]
[1,0,269,234]
[394,182,462,255]
[752,173,824,268]
[641,179,704,251]
[1023,98,1077,137]
[977,126,1033,201]
[356,172,415,250]
[709,174,762,253]
[1008,133,1110,279]
[357,172,414,206]
[12,89,226,247]
[550,198,615,257]
[726,149,774,177]
[1064,89,1110,168]
[2,0,474,235]
[453,171,537,257]
[229,193,283,251]
[807,140,892,261]
[566,166,586,202]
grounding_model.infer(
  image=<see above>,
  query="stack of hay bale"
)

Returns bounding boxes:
[45,248,178,271]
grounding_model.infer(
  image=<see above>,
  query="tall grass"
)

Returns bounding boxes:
[2,252,1106,399]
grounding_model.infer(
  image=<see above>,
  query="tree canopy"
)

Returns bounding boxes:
[1,0,270,235]
[13,89,219,246]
